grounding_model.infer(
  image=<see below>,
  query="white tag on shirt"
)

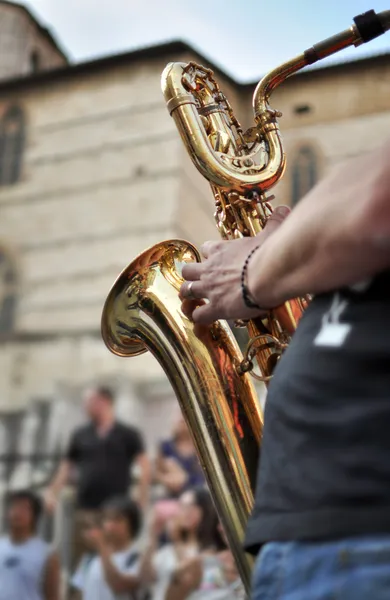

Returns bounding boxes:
[314,322,351,347]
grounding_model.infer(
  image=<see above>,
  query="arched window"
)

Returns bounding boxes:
[291,145,319,207]
[0,105,26,186]
[0,248,17,336]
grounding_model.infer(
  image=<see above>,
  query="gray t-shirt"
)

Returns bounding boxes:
[245,271,390,551]
[0,535,52,600]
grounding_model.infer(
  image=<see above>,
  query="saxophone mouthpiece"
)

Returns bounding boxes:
[354,9,390,41]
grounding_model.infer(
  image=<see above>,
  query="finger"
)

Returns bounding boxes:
[179,280,207,300]
[181,298,205,319]
[182,262,203,282]
[192,303,219,325]
[264,205,290,235]
[200,240,219,259]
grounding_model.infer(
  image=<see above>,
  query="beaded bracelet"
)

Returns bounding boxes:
[241,245,261,309]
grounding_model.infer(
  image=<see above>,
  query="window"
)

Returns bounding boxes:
[294,104,312,115]
[0,105,25,186]
[291,145,319,207]
[0,248,17,336]
[30,51,40,73]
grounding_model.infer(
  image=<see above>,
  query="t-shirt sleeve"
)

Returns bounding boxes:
[126,427,145,459]
[70,555,93,591]
[70,565,85,591]
[66,430,81,463]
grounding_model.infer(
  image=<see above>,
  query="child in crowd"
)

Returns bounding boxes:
[71,497,144,600]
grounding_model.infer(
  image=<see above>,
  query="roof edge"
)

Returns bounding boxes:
[0,39,239,93]
[0,35,388,94]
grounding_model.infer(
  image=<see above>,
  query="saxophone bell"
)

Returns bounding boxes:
[101,239,261,587]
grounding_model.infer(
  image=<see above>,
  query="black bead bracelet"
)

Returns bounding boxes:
[241,245,261,309]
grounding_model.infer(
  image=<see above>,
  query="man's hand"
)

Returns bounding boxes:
[43,489,57,514]
[148,506,167,541]
[165,556,203,600]
[85,527,105,551]
[180,205,290,324]
[43,459,71,514]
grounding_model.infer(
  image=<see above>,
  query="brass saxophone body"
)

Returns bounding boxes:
[102,11,390,593]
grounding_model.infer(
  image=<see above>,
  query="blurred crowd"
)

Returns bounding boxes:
[0,386,245,600]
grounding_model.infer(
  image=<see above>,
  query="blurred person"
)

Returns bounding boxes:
[153,417,205,533]
[155,417,205,497]
[0,489,60,600]
[69,513,99,600]
[164,503,244,600]
[45,386,151,511]
[179,139,390,599]
[165,552,245,600]
[44,385,151,564]
[140,486,243,600]
[71,496,143,600]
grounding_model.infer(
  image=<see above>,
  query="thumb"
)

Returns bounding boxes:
[263,205,290,236]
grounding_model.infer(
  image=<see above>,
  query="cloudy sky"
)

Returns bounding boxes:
[26,0,390,82]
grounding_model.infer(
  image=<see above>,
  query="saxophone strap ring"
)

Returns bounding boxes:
[237,334,288,381]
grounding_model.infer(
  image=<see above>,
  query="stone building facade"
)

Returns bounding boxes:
[0,1,67,81]
[0,41,240,465]
[0,3,389,493]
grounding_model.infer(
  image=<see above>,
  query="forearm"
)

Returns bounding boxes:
[99,545,138,593]
[165,558,202,600]
[48,461,71,495]
[136,455,151,509]
[165,581,188,600]
[139,542,157,584]
[250,205,388,304]
[43,553,60,600]
[137,476,150,509]
[250,148,390,304]
[44,588,59,600]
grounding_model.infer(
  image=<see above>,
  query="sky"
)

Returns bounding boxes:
[25,0,390,82]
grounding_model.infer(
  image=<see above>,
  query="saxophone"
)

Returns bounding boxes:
[101,10,390,593]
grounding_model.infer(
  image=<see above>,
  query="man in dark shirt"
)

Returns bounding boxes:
[44,386,150,564]
[179,139,390,598]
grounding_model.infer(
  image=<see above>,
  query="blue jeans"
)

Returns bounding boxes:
[252,537,390,599]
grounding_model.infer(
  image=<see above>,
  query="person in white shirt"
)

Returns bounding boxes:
[141,486,244,600]
[165,519,245,600]
[72,496,143,600]
[0,489,60,600]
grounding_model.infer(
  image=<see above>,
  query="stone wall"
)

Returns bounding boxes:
[0,57,184,427]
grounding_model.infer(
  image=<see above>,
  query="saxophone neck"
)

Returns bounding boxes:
[254,9,390,119]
